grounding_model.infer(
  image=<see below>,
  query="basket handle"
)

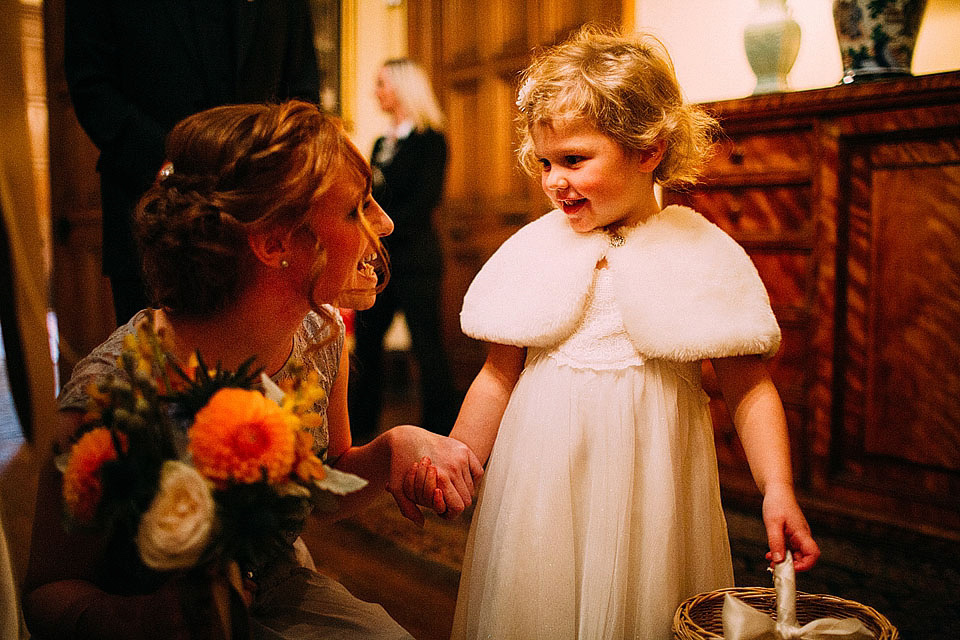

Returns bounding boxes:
[721,552,875,639]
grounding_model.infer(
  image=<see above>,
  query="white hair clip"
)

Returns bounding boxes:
[158,162,174,180]
[516,77,535,112]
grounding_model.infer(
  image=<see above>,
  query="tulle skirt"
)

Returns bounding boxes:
[451,354,734,640]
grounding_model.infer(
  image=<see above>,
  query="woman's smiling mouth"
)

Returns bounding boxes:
[357,253,379,281]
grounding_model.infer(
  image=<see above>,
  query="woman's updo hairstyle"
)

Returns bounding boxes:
[516,25,719,189]
[136,100,371,316]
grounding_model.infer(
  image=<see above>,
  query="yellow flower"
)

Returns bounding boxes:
[63,428,127,523]
[278,363,326,417]
[188,388,298,487]
[83,381,111,423]
[292,430,326,483]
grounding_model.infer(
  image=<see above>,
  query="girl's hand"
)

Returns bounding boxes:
[402,456,450,516]
[761,483,820,571]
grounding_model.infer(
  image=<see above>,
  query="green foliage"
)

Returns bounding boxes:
[167,353,262,422]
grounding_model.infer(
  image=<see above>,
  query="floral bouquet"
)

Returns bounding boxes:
[58,314,366,577]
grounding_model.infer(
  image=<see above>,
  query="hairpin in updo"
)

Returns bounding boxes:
[157,162,174,181]
[516,77,535,112]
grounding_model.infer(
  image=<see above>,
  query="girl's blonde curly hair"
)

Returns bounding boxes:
[516,25,718,189]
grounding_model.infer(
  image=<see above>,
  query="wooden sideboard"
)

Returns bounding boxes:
[664,71,960,543]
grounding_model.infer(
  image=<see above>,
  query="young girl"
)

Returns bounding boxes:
[409,27,820,638]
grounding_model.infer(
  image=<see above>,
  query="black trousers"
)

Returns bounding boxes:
[349,268,460,439]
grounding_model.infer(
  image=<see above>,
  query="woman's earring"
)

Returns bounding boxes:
[280,259,290,269]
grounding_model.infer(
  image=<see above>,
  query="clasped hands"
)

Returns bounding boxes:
[385,426,483,526]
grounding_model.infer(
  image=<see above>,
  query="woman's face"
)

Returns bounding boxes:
[374,68,400,116]
[298,165,393,310]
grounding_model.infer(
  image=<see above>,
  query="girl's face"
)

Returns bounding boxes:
[531,118,661,233]
[298,165,393,310]
[374,68,399,116]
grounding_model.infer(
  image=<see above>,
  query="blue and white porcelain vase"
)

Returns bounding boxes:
[743,0,802,95]
[833,0,929,83]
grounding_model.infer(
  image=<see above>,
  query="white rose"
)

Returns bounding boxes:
[137,460,215,570]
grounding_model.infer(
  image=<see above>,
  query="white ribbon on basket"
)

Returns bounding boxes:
[722,551,875,640]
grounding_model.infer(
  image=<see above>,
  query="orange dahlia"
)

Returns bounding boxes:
[187,388,297,487]
[63,428,127,523]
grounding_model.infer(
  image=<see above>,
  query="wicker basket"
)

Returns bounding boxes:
[673,587,899,639]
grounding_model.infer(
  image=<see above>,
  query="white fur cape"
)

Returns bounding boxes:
[460,205,781,362]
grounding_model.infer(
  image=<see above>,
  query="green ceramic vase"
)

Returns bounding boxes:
[744,0,802,95]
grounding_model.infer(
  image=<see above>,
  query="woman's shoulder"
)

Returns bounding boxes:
[57,310,148,411]
[296,308,344,353]
[408,127,446,147]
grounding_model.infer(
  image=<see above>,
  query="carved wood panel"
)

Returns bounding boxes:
[833,128,960,530]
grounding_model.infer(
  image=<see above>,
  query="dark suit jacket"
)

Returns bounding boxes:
[371,128,447,274]
[65,0,320,275]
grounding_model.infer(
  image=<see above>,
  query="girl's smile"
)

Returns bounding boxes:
[532,118,664,234]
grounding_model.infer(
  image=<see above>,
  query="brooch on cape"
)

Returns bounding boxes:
[608,231,625,247]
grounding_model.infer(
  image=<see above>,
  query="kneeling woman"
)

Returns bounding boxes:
[24,100,481,639]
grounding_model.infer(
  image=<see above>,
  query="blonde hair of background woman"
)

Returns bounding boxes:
[380,58,446,132]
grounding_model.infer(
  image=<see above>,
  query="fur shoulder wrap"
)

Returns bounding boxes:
[460,205,781,362]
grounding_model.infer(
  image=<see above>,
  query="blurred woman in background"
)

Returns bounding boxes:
[349,58,460,440]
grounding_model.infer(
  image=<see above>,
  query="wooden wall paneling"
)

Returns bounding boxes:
[831,116,960,534]
[488,0,530,59]
[411,0,623,387]
[444,79,480,201]
[438,77,485,389]
[538,0,622,44]
[404,0,435,71]
[43,0,115,378]
[441,0,480,69]
[483,75,522,203]
[810,118,841,496]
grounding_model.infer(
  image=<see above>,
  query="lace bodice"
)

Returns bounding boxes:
[58,309,343,455]
[546,267,645,370]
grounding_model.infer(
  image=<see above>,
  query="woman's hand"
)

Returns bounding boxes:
[383,425,483,526]
[762,482,820,571]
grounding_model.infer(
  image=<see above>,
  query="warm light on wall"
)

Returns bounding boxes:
[634,0,960,104]
[344,0,407,158]
[913,0,960,75]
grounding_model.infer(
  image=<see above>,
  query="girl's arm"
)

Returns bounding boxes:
[404,343,526,512]
[448,343,526,464]
[712,355,820,571]
[323,340,482,525]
